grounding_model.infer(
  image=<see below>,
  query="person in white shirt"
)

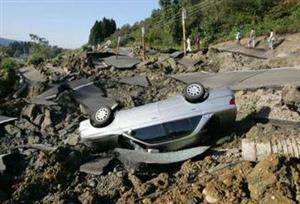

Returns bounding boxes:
[186,37,192,52]
[236,31,242,45]
[248,29,256,48]
[268,29,277,50]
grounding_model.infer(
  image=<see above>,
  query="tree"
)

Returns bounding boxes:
[88,18,117,45]
[159,0,172,9]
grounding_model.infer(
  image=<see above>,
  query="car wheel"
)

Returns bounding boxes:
[184,82,206,103]
[90,106,113,128]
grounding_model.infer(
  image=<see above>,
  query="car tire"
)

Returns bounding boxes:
[184,82,206,103]
[90,106,113,128]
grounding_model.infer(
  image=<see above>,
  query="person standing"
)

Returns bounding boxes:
[187,37,192,52]
[268,29,277,50]
[236,31,242,45]
[248,29,256,48]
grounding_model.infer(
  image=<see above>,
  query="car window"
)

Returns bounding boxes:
[132,124,168,143]
[164,119,193,137]
[189,116,202,129]
[164,116,202,138]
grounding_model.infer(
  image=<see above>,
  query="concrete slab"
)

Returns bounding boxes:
[170,51,184,59]
[72,85,117,112]
[19,66,46,83]
[103,56,141,69]
[93,60,109,69]
[170,72,215,84]
[177,58,201,68]
[119,76,150,87]
[199,71,265,89]
[0,116,17,125]
[217,45,268,59]
[170,68,300,90]
[235,68,300,90]
[32,78,97,102]
[80,156,114,175]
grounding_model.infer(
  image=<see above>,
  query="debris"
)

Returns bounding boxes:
[170,51,184,59]
[170,68,300,90]
[103,56,141,69]
[177,57,201,68]
[64,134,79,146]
[119,75,151,87]
[19,66,47,83]
[72,84,117,113]
[215,44,268,59]
[242,137,300,161]
[79,156,114,175]
[281,84,300,109]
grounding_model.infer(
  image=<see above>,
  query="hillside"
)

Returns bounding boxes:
[0,37,17,47]
[109,0,300,49]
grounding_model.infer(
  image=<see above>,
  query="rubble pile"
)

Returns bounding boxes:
[1,48,300,203]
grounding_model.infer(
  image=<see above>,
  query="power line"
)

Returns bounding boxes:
[149,0,225,30]
[147,1,214,27]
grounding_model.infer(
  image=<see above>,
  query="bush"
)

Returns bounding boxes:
[28,54,44,66]
[0,58,17,70]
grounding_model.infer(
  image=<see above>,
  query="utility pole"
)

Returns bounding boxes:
[182,8,187,56]
[116,36,121,59]
[141,27,146,60]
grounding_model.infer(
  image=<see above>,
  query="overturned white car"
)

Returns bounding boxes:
[79,83,237,152]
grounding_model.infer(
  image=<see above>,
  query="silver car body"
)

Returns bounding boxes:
[79,87,236,151]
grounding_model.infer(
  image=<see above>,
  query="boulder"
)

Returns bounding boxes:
[4,125,21,137]
[64,134,79,146]
[21,104,39,121]
[41,109,53,132]
[247,155,294,202]
[281,85,300,109]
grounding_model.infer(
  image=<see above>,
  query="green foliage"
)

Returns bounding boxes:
[0,57,17,70]
[0,65,17,98]
[110,0,300,49]
[27,54,45,66]
[2,34,63,61]
[88,18,117,45]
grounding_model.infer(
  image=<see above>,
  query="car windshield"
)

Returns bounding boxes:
[132,116,202,144]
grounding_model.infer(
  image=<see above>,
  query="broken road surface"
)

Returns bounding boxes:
[170,67,300,90]
[103,56,141,69]
[0,115,17,126]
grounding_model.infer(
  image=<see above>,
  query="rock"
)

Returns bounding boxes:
[33,114,44,126]
[282,85,300,109]
[247,154,294,201]
[167,58,178,71]
[41,109,53,132]
[27,82,47,98]
[128,173,142,189]
[21,104,39,121]
[202,183,222,204]
[4,125,21,137]
[64,134,79,146]
[87,179,97,188]
[78,191,94,204]
[27,136,40,145]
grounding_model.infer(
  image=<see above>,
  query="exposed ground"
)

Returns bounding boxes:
[1,34,300,203]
